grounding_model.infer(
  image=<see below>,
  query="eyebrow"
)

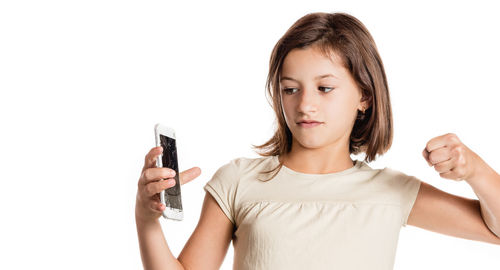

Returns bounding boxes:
[280,73,337,82]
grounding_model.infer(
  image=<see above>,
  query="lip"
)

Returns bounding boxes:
[298,122,322,128]
[297,119,322,124]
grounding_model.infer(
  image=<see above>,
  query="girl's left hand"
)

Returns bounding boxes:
[422,133,481,182]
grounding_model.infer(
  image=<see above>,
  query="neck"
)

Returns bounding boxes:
[279,140,354,174]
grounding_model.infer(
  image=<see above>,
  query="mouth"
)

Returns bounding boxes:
[297,121,323,128]
[296,120,323,124]
[297,121,320,124]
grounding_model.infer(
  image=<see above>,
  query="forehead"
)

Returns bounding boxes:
[280,47,347,80]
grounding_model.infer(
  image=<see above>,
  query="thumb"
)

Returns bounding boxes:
[179,167,202,185]
[422,148,432,167]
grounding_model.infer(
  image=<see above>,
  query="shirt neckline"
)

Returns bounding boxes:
[271,155,365,178]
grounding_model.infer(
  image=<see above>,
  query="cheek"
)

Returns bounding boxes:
[281,98,292,117]
[326,103,348,117]
[282,104,293,125]
[325,101,356,127]
[281,100,289,123]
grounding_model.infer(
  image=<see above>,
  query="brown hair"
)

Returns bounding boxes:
[251,11,393,181]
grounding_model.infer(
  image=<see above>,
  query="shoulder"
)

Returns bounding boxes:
[364,166,421,200]
[209,156,273,184]
[375,166,419,183]
[232,156,275,175]
[376,166,422,201]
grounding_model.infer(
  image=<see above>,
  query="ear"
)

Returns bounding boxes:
[358,94,372,111]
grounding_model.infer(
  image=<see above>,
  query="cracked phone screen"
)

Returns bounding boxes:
[159,134,183,211]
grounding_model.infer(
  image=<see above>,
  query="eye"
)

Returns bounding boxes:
[283,88,298,95]
[283,87,334,95]
[318,87,334,93]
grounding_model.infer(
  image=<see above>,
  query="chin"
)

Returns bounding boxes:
[295,137,325,149]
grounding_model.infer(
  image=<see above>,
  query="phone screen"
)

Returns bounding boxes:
[159,134,183,211]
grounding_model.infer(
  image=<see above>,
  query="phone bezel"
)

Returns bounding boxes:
[154,123,184,221]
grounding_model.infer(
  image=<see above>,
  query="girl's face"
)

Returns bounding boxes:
[280,46,367,151]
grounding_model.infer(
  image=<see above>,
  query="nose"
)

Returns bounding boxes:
[297,87,319,114]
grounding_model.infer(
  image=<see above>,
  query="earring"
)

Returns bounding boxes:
[357,108,366,120]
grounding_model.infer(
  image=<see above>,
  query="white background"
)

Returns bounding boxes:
[1,0,499,269]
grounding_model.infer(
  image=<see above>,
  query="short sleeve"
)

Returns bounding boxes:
[203,160,238,225]
[400,175,422,227]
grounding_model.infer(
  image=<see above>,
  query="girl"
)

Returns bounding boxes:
[135,12,500,269]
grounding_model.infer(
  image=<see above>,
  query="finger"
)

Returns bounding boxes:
[425,133,451,152]
[144,179,176,197]
[143,146,163,171]
[139,167,176,186]
[433,155,455,174]
[150,200,165,213]
[422,148,432,166]
[178,167,202,185]
[429,147,452,164]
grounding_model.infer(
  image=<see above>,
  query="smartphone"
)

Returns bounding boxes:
[154,123,183,221]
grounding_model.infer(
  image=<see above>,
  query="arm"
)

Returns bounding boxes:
[178,192,234,269]
[407,133,500,244]
[407,181,500,245]
[136,147,234,269]
[464,154,500,237]
[136,192,234,270]
[136,217,185,270]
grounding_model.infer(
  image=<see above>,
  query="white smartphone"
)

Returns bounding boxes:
[154,123,184,221]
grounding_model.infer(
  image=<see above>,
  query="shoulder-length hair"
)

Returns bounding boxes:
[252,12,393,181]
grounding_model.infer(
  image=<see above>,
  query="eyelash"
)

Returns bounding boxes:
[283,87,334,95]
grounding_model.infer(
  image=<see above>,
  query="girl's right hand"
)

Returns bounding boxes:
[135,146,201,223]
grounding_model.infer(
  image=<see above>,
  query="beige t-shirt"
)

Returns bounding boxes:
[203,155,421,270]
